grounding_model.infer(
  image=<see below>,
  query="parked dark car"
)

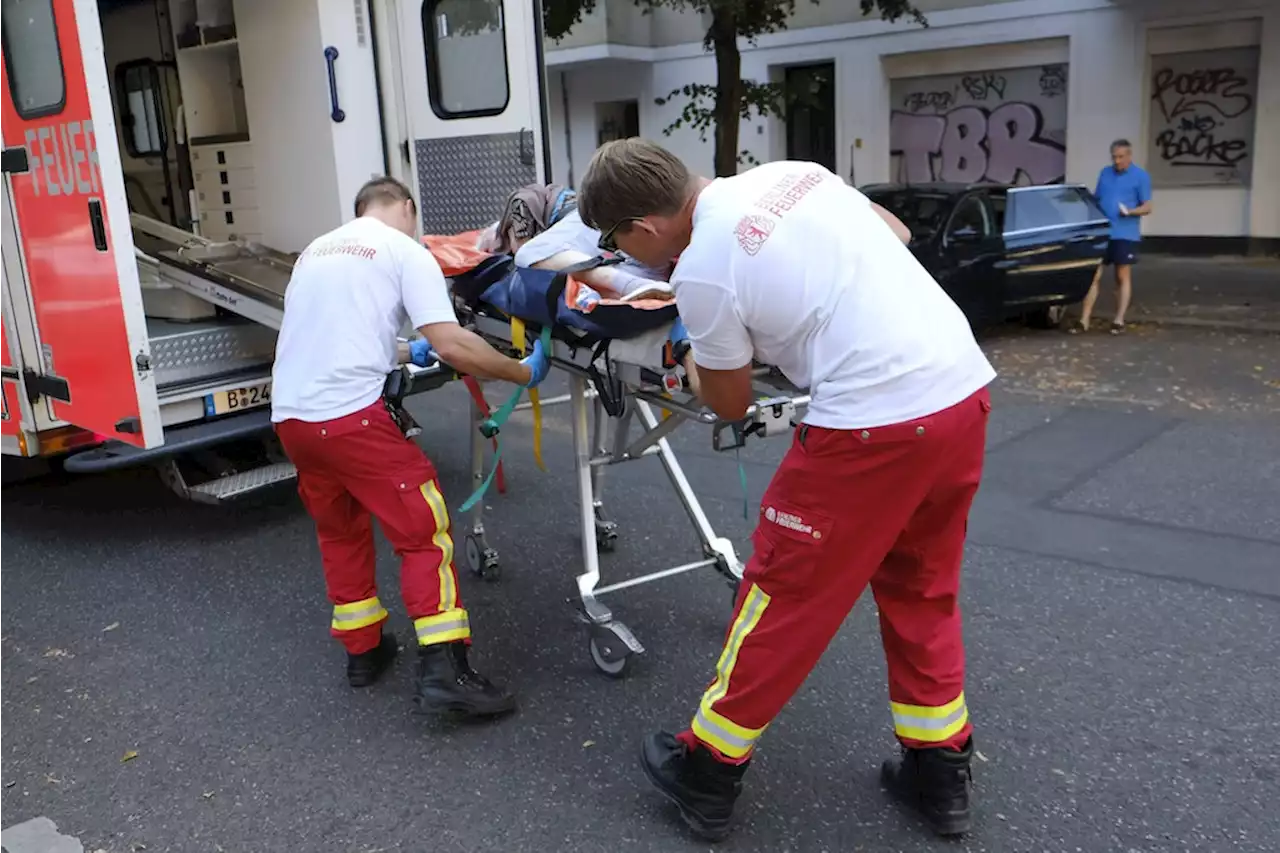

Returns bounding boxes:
[861,182,1110,329]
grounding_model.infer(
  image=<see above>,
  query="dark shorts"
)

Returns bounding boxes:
[1102,239,1139,266]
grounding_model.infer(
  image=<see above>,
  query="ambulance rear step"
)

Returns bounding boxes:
[161,459,298,505]
[62,408,297,503]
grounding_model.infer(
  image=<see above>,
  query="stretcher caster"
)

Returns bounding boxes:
[464,534,501,582]
[595,521,619,553]
[587,622,642,679]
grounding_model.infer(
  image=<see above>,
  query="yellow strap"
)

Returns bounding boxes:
[509,318,546,471]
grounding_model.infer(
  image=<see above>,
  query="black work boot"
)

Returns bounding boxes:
[346,632,399,687]
[413,641,517,718]
[640,731,749,842]
[881,738,974,836]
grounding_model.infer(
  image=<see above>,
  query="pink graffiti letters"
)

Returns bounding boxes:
[890,103,1065,185]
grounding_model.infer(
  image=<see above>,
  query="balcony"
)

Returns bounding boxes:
[544,0,709,66]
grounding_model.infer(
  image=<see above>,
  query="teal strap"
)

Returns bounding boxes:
[458,436,505,514]
[479,385,524,438]
[735,447,749,519]
[457,326,555,513]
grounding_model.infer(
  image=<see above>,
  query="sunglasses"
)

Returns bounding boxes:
[597,217,642,253]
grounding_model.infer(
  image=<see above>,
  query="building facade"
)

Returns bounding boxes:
[543,0,1280,252]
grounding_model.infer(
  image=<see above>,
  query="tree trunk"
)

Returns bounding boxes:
[710,9,741,177]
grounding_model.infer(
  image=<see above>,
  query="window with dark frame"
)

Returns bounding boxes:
[784,62,836,173]
[1,0,66,120]
[116,61,167,159]
[421,0,510,120]
[946,195,991,241]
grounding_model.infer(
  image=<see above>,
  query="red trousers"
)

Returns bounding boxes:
[276,401,469,655]
[683,389,991,762]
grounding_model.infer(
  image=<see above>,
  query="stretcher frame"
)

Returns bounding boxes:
[432,302,809,677]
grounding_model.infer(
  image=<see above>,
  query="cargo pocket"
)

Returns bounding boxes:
[746,499,835,596]
[386,477,450,547]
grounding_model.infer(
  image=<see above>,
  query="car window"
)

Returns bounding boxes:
[946,195,992,242]
[1006,186,1106,235]
[865,190,950,241]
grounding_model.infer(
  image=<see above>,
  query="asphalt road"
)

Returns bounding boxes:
[3,324,1279,853]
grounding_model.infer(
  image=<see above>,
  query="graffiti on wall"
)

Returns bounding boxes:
[890,64,1068,185]
[1147,47,1258,186]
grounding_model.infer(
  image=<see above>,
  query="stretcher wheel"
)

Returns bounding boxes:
[588,637,631,678]
[464,534,501,582]
[595,524,619,553]
[587,624,635,679]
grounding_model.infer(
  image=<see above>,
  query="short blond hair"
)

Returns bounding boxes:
[578,138,692,233]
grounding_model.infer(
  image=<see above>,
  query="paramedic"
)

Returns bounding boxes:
[271,176,551,719]
[578,140,995,841]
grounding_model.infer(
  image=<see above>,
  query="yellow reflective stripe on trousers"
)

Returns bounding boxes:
[509,317,546,471]
[690,583,771,759]
[414,608,471,645]
[331,596,388,631]
[890,692,969,743]
[418,481,457,612]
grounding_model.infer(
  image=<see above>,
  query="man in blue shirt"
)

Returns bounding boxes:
[1073,139,1153,334]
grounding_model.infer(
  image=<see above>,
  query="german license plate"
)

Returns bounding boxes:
[204,382,271,416]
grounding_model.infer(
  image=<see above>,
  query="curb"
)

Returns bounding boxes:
[1133,314,1280,335]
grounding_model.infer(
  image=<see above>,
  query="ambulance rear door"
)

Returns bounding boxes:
[395,0,550,234]
[0,0,162,448]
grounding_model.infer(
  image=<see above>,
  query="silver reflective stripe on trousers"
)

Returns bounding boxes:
[415,612,470,641]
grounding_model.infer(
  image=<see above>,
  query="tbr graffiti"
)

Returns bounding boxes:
[890,64,1068,186]
[1146,47,1259,186]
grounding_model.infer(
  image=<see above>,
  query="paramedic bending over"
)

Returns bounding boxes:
[271,177,550,720]
[578,140,996,842]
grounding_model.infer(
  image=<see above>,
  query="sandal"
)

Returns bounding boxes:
[1109,323,1126,335]
[1068,321,1088,335]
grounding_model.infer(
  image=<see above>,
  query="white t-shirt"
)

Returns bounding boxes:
[514,209,669,291]
[271,216,457,423]
[674,161,995,429]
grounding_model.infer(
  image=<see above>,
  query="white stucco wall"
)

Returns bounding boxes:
[546,0,1280,240]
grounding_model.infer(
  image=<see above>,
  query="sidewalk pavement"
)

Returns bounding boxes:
[1109,254,1280,334]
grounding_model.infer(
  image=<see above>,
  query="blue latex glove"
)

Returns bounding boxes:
[669,317,689,346]
[520,339,551,388]
[408,338,434,367]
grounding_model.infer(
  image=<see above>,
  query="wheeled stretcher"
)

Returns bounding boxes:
[407,252,809,677]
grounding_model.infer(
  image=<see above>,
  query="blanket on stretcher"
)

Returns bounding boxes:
[423,232,678,346]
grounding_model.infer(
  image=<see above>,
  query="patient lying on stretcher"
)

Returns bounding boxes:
[483,184,701,394]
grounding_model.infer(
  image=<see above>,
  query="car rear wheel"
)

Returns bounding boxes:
[1026,305,1067,329]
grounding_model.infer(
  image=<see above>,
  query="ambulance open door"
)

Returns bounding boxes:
[395,0,551,234]
[0,0,161,449]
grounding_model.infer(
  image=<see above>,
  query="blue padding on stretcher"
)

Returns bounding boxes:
[475,265,678,342]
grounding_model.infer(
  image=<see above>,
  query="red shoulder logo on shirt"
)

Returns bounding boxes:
[734,214,776,256]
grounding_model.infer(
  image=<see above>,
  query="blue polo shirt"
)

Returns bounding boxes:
[1094,164,1151,242]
